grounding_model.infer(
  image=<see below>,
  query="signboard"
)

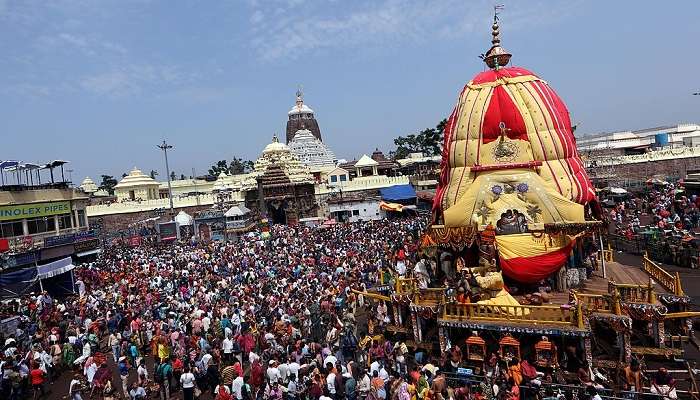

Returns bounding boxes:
[44,233,76,247]
[1,250,40,268]
[128,236,141,247]
[0,201,71,222]
[44,230,96,248]
[74,238,100,253]
[158,222,178,241]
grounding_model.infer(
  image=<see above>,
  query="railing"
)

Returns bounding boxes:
[395,278,416,295]
[442,302,579,327]
[572,291,615,314]
[642,253,683,296]
[602,246,614,263]
[610,281,656,303]
[414,288,446,305]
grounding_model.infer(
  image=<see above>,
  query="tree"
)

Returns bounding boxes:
[180,174,186,180]
[208,158,254,176]
[121,173,128,178]
[149,170,158,179]
[208,160,229,176]
[98,175,118,195]
[170,171,176,181]
[229,158,254,175]
[392,118,447,159]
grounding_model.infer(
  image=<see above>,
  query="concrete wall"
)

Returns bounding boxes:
[89,204,212,234]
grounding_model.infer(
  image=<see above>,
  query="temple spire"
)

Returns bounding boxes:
[482,5,512,70]
[295,85,304,107]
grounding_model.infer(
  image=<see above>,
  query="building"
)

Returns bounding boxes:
[1,185,90,247]
[340,149,398,178]
[1,166,98,298]
[288,129,336,169]
[244,135,318,224]
[114,168,160,201]
[577,123,700,156]
[286,89,322,143]
[79,177,98,194]
[328,195,384,222]
[578,124,700,186]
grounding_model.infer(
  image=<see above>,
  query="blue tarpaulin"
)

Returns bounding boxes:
[380,184,417,201]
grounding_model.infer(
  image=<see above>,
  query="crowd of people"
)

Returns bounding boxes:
[0,215,684,400]
[609,183,700,235]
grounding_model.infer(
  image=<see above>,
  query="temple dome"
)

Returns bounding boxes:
[114,167,159,188]
[80,177,98,193]
[255,135,313,184]
[262,135,291,154]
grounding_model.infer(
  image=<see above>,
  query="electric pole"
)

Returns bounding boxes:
[157,140,175,215]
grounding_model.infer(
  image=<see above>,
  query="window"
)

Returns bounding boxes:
[0,221,24,238]
[340,175,347,182]
[352,210,360,216]
[330,175,338,183]
[77,210,86,227]
[26,217,56,235]
[58,214,72,230]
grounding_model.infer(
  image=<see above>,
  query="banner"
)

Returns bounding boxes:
[0,201,71,222]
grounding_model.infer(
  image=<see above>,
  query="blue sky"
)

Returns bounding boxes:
[2,0,699,182]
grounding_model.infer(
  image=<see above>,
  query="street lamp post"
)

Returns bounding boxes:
[157,140,175,215]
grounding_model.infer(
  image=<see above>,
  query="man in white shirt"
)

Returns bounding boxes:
[287,357,300,381]
[323,354,338,370]
[326,362,336,398]
[222,336,234,363]
[201,353,213,370]
[278,360,289,384]
[69,376,83,400]
[230,373,244,400]
[266,360,281,384]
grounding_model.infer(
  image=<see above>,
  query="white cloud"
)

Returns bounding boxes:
[36,32,128,56]
[79,65,186,97]
[246,0,581,62]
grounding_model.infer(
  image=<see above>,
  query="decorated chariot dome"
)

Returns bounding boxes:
[432,11,597,283]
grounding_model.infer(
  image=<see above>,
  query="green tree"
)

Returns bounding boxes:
[208,160,229,176]
[392,118,447,159]
[229,158,254,175]
[208,158,254,176]
[149,170,158,179]
[98,175,118,195]
[180,174,186,180]
[170,171,176,181]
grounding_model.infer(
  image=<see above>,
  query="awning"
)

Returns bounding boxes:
[380,184,416,201]
[36,256,75,280]
[380,201,404,212]
[76,248,102,257]
[225,205,251,217]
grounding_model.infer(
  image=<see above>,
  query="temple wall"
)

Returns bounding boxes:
[89,204,212,234]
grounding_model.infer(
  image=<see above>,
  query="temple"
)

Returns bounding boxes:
[288,128,337,169]
[285,88,322,143]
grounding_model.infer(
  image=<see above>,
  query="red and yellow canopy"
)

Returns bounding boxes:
[434,66,595,219]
